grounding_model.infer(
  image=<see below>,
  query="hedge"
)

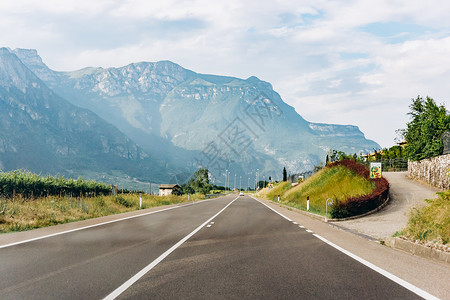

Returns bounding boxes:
[328,159,390,219]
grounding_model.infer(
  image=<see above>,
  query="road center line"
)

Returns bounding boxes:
[103,196,239,300]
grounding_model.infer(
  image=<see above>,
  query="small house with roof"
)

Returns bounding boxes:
[159,184,181,196]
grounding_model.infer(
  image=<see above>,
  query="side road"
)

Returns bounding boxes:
[335,172,439,240]
[256,197,450,300]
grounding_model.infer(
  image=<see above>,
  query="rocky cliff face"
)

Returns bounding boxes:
[0,48,166,181]
[10,48,380,183]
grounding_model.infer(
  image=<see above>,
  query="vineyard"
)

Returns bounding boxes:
[0,170,111,198]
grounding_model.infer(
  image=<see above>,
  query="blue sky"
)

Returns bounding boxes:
[1,0,449,148]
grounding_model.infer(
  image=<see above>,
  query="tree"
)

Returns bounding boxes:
[282,167,287,182]
[401,96,450,161]
[189,168,212,195]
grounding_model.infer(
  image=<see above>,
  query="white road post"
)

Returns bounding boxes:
[139,193,142,209]
[307,196,310,211]
[326,198,333,221]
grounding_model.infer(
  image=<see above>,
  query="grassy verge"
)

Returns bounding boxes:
[395,191,449,248]
[259,165,375,217]
[0,193,203,233]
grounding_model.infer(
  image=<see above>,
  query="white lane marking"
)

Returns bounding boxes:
[250,196,438,300]
[292,222,298,225]
[306,230,313,233]
[210,222,215,224]
[250,196,292,222]
[103,196,239,300]
[206,225,212,228]
[299,226,305,228]
[313,234,439,300]
[0,197,227,249]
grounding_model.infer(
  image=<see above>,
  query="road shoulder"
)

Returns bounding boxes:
[0,200,201,247]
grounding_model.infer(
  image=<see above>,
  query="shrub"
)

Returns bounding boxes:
[329,159,389,218]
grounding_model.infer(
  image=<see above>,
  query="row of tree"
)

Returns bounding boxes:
[0,170,111,199]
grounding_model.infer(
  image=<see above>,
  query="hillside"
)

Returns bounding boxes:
[0,48,167,183]
[259,162,376,216]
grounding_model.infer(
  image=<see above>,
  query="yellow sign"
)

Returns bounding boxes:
[370,162,382,179]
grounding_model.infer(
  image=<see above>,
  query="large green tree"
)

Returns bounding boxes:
[402,96,450,161]
[189,168,212,195]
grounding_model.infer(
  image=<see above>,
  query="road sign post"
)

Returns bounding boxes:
[370,162,382,179]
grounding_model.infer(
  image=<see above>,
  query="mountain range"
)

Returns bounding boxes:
[0,48,380,186]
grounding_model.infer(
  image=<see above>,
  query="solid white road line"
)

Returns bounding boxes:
[251,196,438,300]
[313,234,439,300]
[250,196,292,222]
[0,197,224,249]
[103,196,239,300]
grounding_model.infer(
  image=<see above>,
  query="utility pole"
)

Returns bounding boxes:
[224,170,227,192]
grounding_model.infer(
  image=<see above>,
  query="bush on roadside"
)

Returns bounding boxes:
[401,191,449,245]
[329,160,389,218]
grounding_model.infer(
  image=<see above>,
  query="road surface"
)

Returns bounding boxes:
[335,172,439,240]
[0,195,439,299]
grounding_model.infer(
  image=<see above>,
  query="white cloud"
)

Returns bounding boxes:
[1,0,449,148]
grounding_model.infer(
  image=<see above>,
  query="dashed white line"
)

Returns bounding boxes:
[103,196,239,300]
[299,225,305,228]
[306,230,313,233]
[206,225,212,228]
[250,196,438,300]
[292,222,298,225]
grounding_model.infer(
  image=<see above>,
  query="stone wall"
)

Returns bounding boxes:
[408,154,450,190]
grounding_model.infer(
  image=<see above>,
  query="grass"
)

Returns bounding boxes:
[259,166,375,217]
[259,181,292,200]
[0,193,203,233]
[399,191,450,245]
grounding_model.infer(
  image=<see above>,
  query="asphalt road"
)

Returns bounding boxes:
[0,195,429,299]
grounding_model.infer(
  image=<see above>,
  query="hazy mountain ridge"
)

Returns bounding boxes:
[0,48,168,182]
[8,48,380,183]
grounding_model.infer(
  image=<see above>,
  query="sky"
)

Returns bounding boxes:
[1,0,449,148]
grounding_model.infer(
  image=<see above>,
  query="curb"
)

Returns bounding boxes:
[261,195,390,223]
[385,237,450,265]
